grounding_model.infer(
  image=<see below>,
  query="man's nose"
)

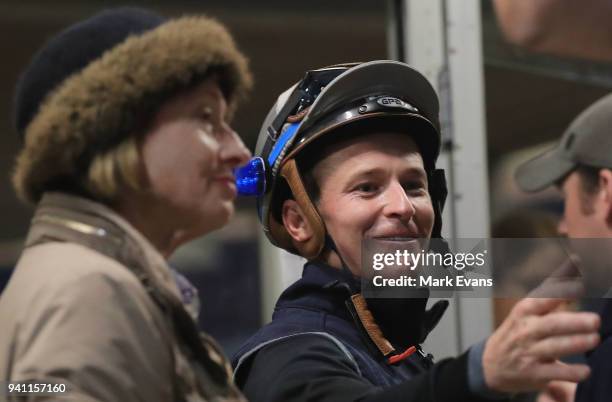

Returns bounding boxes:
[383,182,416,221]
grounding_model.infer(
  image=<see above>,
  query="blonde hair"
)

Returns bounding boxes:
[85,136,143,202]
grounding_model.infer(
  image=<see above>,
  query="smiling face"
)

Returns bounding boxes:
[140,77,251,238]
[309,132,434,274]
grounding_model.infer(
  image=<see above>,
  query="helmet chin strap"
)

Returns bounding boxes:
[323,232,436,364]
[322,234,360,294]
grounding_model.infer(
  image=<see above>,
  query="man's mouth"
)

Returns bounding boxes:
[376,237,414,241]
[372,235,420,241]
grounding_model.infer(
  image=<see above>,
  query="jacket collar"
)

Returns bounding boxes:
[275,261,354,320]
[275,261,437,349]
[26,192,184,305]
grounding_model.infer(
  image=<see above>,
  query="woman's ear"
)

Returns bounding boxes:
[282,199,314,244]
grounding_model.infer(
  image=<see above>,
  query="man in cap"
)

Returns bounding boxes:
[0,7,251,401]
[517,93,612,402]
[231,61,600,402]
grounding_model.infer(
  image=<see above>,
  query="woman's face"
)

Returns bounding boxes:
[140,77,251,237]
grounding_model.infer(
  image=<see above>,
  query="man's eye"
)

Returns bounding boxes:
[354,183,378,193]
[403,181,426,193]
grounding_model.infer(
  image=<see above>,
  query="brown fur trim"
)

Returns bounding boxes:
[13,15,252,204]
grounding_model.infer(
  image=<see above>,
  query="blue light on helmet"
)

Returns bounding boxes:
[234,156,266,196]
[267,122,301,167]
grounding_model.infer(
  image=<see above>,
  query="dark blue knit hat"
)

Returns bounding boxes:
[14,7,165,138]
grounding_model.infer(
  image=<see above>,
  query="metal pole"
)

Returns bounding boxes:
[388,0,492,358]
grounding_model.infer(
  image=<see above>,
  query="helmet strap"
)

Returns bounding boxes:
[279,158,361,292]
[429,168,447,238]
[323,234,360,294]
[280,159,325,259]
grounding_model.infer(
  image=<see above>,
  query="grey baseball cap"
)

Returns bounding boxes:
[516,93,612,192]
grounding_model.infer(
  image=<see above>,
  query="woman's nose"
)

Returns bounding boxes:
[221,126,252,167]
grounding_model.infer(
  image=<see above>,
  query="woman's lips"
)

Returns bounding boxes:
[214,176,237,197]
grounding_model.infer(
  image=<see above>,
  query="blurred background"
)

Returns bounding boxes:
[1,0,611,371]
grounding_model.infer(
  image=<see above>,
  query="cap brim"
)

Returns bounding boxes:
[300,60,440,134]
[515,146,575,192]
[285,112,439,165]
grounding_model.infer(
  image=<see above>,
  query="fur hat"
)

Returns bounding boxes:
[12,7,252,203]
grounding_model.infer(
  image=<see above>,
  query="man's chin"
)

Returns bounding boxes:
[368,237,428,252]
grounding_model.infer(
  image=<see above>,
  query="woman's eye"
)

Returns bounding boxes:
[198,106,214,121]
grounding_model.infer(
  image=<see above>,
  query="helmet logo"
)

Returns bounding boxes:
[376,97,418,112]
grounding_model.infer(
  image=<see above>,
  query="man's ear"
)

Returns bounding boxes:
[282,199,314,244]
[598,169,612,223]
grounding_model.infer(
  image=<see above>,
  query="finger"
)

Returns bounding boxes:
[536,392,554,402]
[514,298,569,316]
[536,382,575,402]
[528,311,600,339]
[529,333,600,359]
[534,362,591,384]
[546,381,578,402]
[536,393,556,402]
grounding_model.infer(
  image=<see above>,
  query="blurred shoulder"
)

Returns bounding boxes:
[1,242,148,321]
[14,241,140,287]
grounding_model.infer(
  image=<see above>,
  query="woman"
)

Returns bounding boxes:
[0,7,251,402]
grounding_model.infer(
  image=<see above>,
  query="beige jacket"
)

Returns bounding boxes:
[0,193,245,402]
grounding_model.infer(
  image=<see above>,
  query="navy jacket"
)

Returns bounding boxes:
[232,262,504,402]
[575,299,612,402]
